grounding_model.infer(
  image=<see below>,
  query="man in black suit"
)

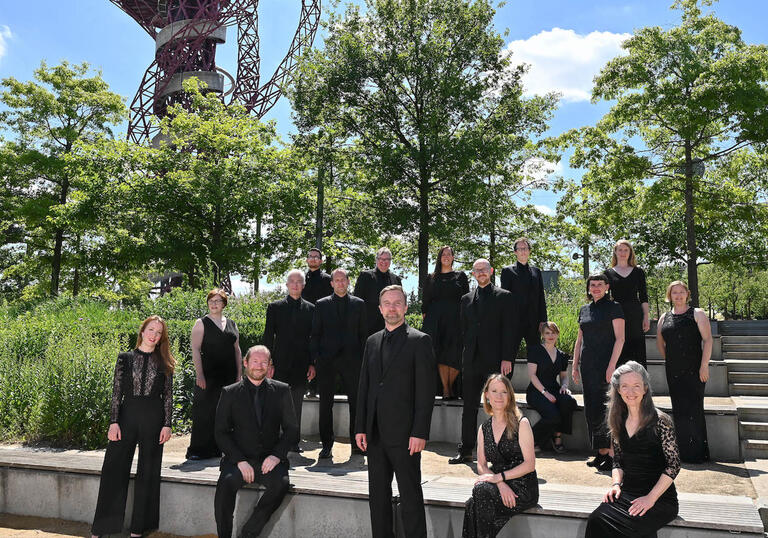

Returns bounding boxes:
[263,269,315,452]
[356,285,436,538]
[311,268,368,458]
[354,247,402,336]
[214,345,298,538]
[302,248,333,305]
[449,259,516,464]
[500,237,547,363]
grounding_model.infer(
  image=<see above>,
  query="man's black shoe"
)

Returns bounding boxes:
[318,447,333,459]
[291,446,304,454]
[448,452,472,464]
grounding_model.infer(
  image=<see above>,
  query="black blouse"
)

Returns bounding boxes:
[578,296,624,365]
[110,349,174,427]
[421,271,469,314]
[527,344,569,391]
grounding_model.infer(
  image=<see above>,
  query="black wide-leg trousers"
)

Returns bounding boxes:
[91,397,165,536]
[187,382,225,459]
[214,459,290,538]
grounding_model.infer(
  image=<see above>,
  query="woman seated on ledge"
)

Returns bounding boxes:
[463,374,539,538]
[585,361,680,538]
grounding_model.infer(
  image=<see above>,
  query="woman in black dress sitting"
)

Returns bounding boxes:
[422,245,469,399]
[186,288,243,460]
[526,321,577,453]
[586,361,680,537]
[463,374,539,538]
[91,316,175,538]
[572,274,625,471]
[657,280,712,462]
[604,239,650,368]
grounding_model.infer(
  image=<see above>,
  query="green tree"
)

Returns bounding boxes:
[563,0,768,305]
[290,0,558,286]
[0,61,127,297]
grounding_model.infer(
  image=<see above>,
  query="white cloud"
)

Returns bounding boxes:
[534,204,556,217]
[0,26,12,61]
[504,28,630,102]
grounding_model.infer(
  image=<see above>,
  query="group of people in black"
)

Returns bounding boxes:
[90,239,713,538]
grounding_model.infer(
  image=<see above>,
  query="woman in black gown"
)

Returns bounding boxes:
[586,361,681,537]
[422,245,469,399]
[604,239,650,368]
[572,274,625,471]
[91,316,175,538]
[463,374,538,538]
[186,288,242,460]
[526,321,577,453]
[657,280,712,463]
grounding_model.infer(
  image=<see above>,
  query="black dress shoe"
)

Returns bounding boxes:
[596,455,613,472]
[448,452,472,464]
[318,447,333,459]
[586,453,605,467]
[291,446,304,454]
[186,454,204,461]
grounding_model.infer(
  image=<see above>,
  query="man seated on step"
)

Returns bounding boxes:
[214,345,298,538]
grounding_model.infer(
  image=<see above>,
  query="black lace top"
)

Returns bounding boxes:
[481,417,539,506]
[613,412,680,498]
[110,349,174,427]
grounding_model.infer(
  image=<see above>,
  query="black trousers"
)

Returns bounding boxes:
[582,363,611,450]
[527,387,578,447]
[214,458,290,538]
[459,361,496,453]
[91,397,165,536]
[274,370,306,448]
[367,434,426,538]
[512,323,541,360]
[317,355,360,449]
[187,382,225,459]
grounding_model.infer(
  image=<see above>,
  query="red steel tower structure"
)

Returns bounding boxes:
[109,0,321,145]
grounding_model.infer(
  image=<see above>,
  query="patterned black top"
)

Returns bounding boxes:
[110,349,174,427]
[481,417,539,505]
[613,412,680,498]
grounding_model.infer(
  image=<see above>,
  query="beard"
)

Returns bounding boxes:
[246,368,267,382]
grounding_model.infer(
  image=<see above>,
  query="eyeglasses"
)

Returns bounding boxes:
[208,299,225,305]
[515,246,530,252]
[307,255,322,259]
[377,257,392,262]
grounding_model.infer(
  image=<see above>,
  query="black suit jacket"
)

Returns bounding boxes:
[263,296,315,386]
[215,378,298,465]
[460,285,516,370]
[310,293,368,365]
[500,262,547,330]
[355,325,436,447]
[353,269,403,335]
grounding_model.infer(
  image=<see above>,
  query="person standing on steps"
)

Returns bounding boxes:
[356,285,436,538]
[186,288,242,460]
[354,247,402,337]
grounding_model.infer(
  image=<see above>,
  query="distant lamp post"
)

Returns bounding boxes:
[572,242,590,280]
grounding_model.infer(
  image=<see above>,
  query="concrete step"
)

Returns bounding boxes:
[736,404,768,422]
[740,421,768,440]
[726,359,768,372]
[730,372,768,384]
[722,336,768,344]
[723,343,768,353]
[742,439,768,460]
[723,351,768,359]
[731,383,768,396]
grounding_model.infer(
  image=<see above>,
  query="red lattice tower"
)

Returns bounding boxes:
[109,0,322,145]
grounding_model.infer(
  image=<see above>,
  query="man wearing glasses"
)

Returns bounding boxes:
[302,248,333,305]
[500,238,548,369]
[354,247,402,337]
[449,259,515,464]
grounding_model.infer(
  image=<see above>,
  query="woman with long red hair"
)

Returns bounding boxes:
[91,315,175,538]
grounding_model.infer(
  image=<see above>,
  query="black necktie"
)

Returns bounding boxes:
[252,385,262,427]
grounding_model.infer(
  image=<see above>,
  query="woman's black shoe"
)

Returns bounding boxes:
[587,453,606,467]
[596,455,614,472]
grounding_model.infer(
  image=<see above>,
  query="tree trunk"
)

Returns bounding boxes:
[315,163,325,251]
[72,234,81,297]
[50,175,70,296]
[582,242,590,281]
[253,211,262,293]
[683,145,700,307]
[417,174,430,290]
[489,224,497,285]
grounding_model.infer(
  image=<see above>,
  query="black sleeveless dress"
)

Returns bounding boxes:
[586,413,680,537]
[462,417,539,538]
[661,307,709,462]
[186,316,239,459]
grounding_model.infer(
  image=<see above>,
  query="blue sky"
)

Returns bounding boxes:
[1,0,766,293]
